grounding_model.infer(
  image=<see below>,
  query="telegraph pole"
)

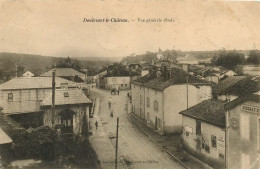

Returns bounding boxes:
[115,117,119,169]
[186,77,189,110]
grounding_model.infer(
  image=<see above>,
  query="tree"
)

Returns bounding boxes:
[216,50,246,69]
[247,50,260,64]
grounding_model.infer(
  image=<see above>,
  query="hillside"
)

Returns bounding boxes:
[0,52,114,81]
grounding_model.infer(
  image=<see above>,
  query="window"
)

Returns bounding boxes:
[146,97,150,107]
[8,93,13,102]
[125,84,127,87]
[154,100,159,111]
[64,92,69,97]
[240,113,250,140]
[121,84,124,87]
[211,135,217,148]
[196,120,201,135]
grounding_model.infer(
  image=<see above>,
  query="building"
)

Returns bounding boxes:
[40,68,87,83]
[176,55,199,65]
[131,67,212,134]
[180,99,226,169]
[22,71,34,77]
[213,76,260,102]
[243,65,260,76]
[103,76,131,90]
[225,93,260,169]
[0,76,92,137]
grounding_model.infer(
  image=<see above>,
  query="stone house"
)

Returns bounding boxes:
[225,93,260,169]
[0,76,92,137]
[180,99,226,169]
[131,67,212,134]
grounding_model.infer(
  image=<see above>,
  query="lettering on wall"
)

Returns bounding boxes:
[217,136,225,156]
[241,105,260,114]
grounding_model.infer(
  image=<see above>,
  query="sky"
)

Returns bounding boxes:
[0,0,260,58]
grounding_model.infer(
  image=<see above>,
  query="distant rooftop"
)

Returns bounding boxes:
[180,99,226,128]
[40,68,86,77]
[134,67,210,91]
[41,88,92,106]
[213,76,260,96]
[0,77,77,90]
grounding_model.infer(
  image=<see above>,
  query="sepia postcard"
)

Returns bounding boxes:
[0,0,259,169]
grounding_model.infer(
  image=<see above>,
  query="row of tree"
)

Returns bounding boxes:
[212,49,260,69]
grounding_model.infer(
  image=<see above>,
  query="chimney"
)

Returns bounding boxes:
[52,70,56,107]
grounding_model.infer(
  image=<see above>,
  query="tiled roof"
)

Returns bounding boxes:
[0,77,77,90]
[41,88,92,106]
[0,112,26,143]
[224,93,260,110]
[213,76,260,96]
[40,68,85,77]
[133,71,157,84]
[143,68,210,91]
[180,99,226,127]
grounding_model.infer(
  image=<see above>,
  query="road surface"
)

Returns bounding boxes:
[90,87,185,169]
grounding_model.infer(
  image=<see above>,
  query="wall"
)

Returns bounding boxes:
[141,70,149,77]
[104,76,131,90]
[43,104,89,136]
[163,84,212,133]
[227,101,260,169]
[182,116,225,167]
[0,88,52,114]
[144,87,164,133]
[131,83,145,119]
[205,76,219,84]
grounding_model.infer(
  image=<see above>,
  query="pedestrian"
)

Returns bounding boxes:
[95,121,98,129]
[108,101,111,109]
[92,85,93,88]
[118,90,120,95]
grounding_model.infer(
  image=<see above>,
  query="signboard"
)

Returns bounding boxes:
[217,136,225,155]
[184,126,193,134]
[241,105,260,114]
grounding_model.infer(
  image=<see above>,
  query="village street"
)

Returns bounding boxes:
[89,87,185,169]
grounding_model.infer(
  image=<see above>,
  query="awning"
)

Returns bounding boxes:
[0,127,12,144]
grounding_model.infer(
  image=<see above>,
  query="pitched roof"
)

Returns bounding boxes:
[224,93,260,110]
[133,71,157,84]
[143,68,210,91]
[41,88,92,106]
[180,99,226,127]
[213,76,260,96]
[40,68,85,77]
[0,77,77,90]
[0,112,26,144]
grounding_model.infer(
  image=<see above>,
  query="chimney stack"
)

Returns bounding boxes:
[52,70,56,107]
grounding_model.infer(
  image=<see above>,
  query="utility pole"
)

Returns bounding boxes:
[115,117,119,169]
[186,77,189,110]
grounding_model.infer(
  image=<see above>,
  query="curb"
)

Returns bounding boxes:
[128,114,190,169]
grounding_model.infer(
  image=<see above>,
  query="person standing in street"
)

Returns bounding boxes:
[95,121,98,129]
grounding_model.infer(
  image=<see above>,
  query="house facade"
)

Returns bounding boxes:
[225,93,260,169]
[131,68,212,134]
[0,77,92,137]
[22,71,34,77]
[180,100,226,169]
[103,76,131,90]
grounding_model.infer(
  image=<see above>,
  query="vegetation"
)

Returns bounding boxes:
[0,53,113,82]
[214,49,246,69]
[247,50,260,64]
